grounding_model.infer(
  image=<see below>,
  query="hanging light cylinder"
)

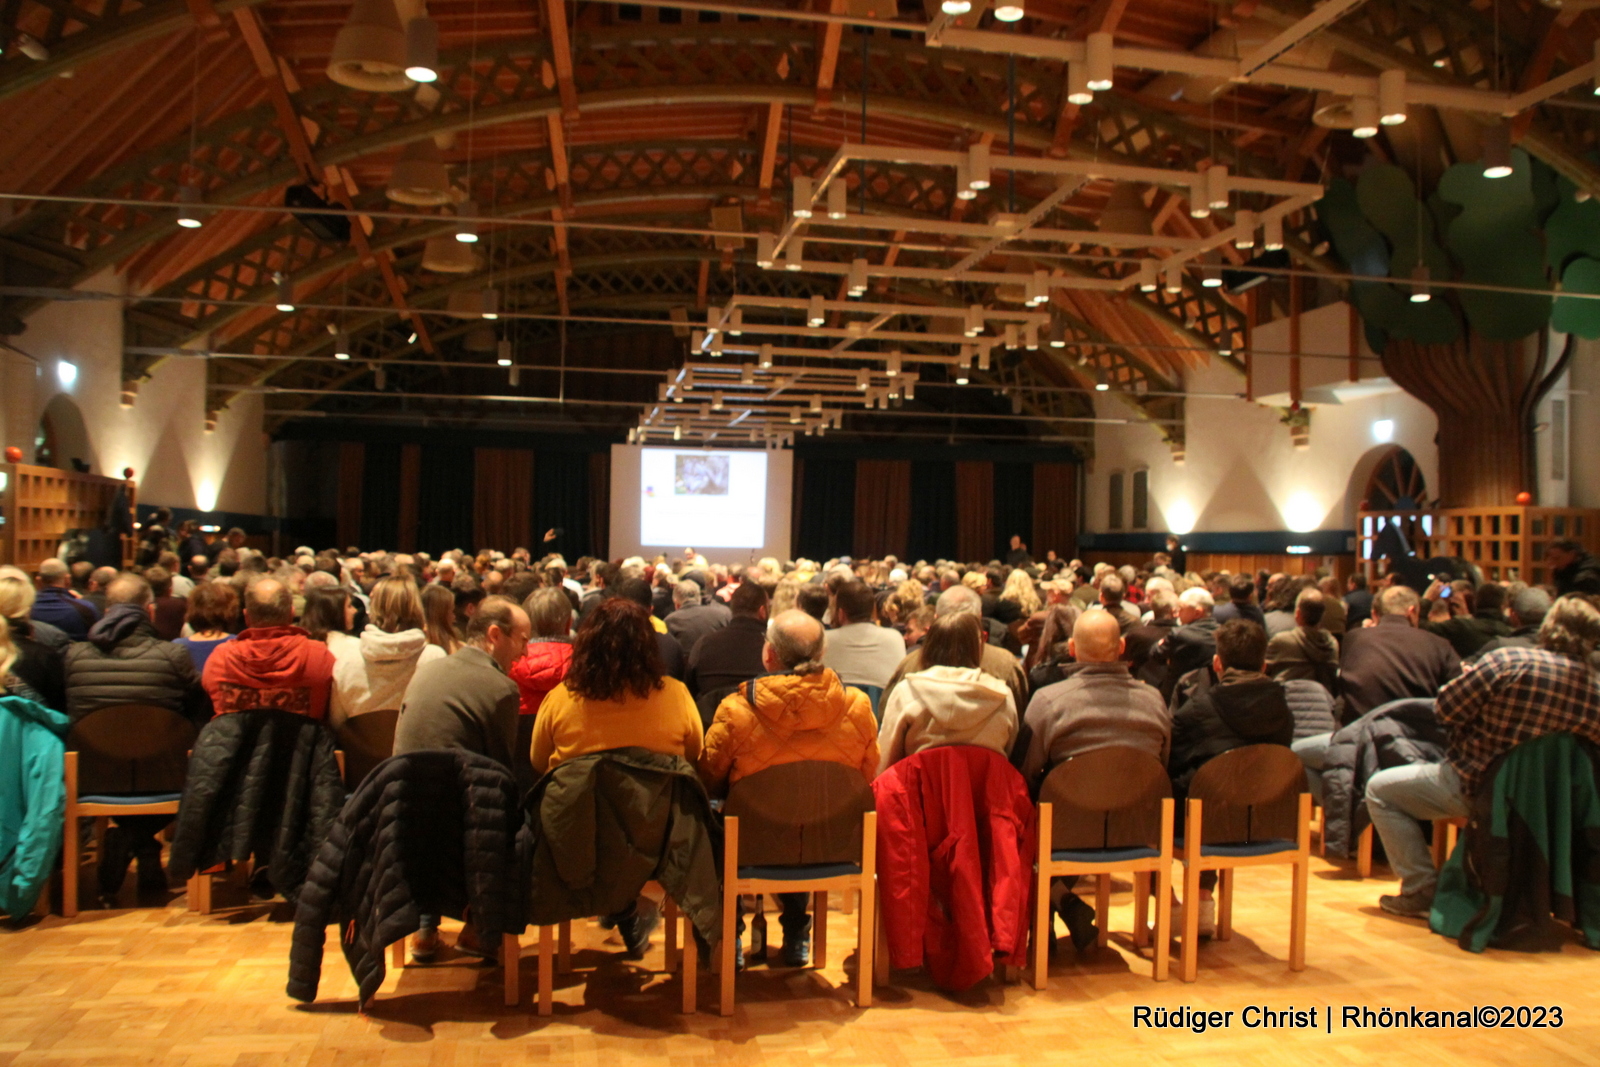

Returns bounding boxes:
[404,16,440,83]
[387,139,453,205]
[327,0,411,92]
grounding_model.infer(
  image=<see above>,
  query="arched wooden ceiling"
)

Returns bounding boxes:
[2,0,1597,447]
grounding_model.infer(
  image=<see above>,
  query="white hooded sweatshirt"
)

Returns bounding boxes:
[875,664,1018,774]
[330,625,446,729]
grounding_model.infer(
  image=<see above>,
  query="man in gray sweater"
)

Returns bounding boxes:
[393,594,530,964]
[1019,609,1170,952]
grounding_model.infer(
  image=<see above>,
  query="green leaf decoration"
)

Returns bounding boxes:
[1356,165,1448,278]
[1544,177,1600,273]
[1436,149,1552,340]
[1552,257,1600,339]
[1530,156,1561,227]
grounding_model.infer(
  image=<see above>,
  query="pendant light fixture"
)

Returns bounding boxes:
[176,183,204,229]
[404,14,440,84]
[1085,32,1114,91]
[274,273,295,312]
[993,1,1024,22]
[940,0,971,12]
[1351,96,1380,138]
[1377,69,1407,126]
[1481,121,1514,179]
[334,331,351,359]
[327,0,411,92]
[455,199,479,242]
[387,139,453,205]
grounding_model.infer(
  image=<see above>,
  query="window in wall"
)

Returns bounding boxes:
[1108,471,1124,531]
[1552,399,1567,481]
[1131,468,1149,530]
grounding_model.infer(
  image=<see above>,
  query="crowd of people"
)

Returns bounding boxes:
[3,523,1599,965]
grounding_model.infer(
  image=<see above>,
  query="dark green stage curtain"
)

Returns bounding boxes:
[417,442,476,554]
[796,456,856,560]
[359,442,402,549]
[535,451,594,559]
[907,460,956,563]
[992,462,1035,560]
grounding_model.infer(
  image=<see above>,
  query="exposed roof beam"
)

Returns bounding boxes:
[541,0,580,118]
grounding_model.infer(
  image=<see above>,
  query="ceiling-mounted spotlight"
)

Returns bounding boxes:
[1094,381,1109,392]
[1234,208,1258,249]
[1003,324,1018,350]
[1188,179,1209,218]
[856,369,869,391]
[993,1,1024,21]
[1048,320,1066,348]
[407,329,418,344]
[965,303,984,337]
[789,408,801,424]
[827,181,849,220]
[326,0,410,91]
[728,307,743,335]
[848,258,869,297]
[1594,39,1600,95]
[1482,121,1514,178]
[1377,69,1407,126]
[1200,251,1223,288]
[713,390,725,410]
[274,273,295,312]
[1262,214,1285,251]
[674,425,683,441]
[1085,31,1114,91]
[940,0,971,12]
[954,163,977,200]
[497,340,512,367]
[792,175,814,218]
[967,143,992,190]
[741,362,754,384]
[807,294,826,327]
[977,345,991,370]
[887,351,901,376]
[176,184,205,229]
[710,332,724,356]
[404,16,440,83]
[1024,324,1039,350]
[756,232,775,268]
[810,394,823,413]
[1137,258,1159,292]
[334,331,351,360]
[480,288,498,320]
[1164,264,1183,294]
[785,236,805,270]
[759,343,774,368]
[454,199,479,243]
[1205,164,1229,210]
[1065,62,1093,106]
[1409,262,1432,302]
[1217,334,1233,356]
[1351,96,1380,138]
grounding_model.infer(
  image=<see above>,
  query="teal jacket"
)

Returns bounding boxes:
[1431,732,1600,952]
[0,693,69,917]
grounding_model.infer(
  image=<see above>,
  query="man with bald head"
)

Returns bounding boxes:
[1019,609,1169,952]
[699,609,879,967]
[201,576,336,719]
[32,557,100,640]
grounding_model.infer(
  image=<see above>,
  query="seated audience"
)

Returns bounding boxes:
[202,578,336,719]
[145,567,187,642]
[686,581,769,698]
[301,585,358,653]
[1469,586,1552,661]
[1421,581,1512,659]
[617,578,686,680]
[1213,575,1266,629]
[665,578,730,658]
[1124,587,1179,683]
[1365,595,1600,917]
[877,613,1018,772]
[1262,576,1302,638]
[1344,572,1374,628]
[0,567,66,711]
[420,582,462,653]
[821,580,906,691]
[1338,585,1460,722]
[699,609,878,967]
[32,558,99,641]
[173,581,238,675]
[1026,603,1083,690]
[1265,587,1340,694]
[1148,587,1220,703]
[1317,576,1348,635]
[1547,539,1600,596]
[796,583,830,622]
[510,587,576,718]
[330,576,444,730]
[884,585,1028,712]
[1089,573,1139,634]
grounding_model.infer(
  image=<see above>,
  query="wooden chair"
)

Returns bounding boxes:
[61,704,199,918]
[335,709,400,790]
[1353,814,1465,876]
[719,761,878,1015]
[1030,747,1174,987]
[529,888,697,1015]
[1173,745,1311,983]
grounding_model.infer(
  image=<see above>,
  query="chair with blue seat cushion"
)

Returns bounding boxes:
[1030,747,1174,987]
[719,760,878,1015]
[849,685,884,722]
[1173,743,1311,982]
[61,704,200,917]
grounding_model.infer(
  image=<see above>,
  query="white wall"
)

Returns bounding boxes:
[0,270,267,515]
[1568,336,1600,510]
[1086,301,1439,534]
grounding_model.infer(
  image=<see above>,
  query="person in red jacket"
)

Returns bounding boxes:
[510,587,575,771]
[202,578,335,719]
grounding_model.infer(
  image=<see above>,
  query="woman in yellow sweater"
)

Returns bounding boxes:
[530,597,703,775]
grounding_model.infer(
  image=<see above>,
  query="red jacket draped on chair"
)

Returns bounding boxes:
[871,744,1036,991]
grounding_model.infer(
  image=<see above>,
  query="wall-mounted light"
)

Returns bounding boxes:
[56,360,77,389]
[1372,419,1395,443]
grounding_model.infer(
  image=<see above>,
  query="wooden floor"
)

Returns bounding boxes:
[3,855,1596,1067]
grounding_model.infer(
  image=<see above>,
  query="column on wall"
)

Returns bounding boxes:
[954,461,994,562]
[853,459,912,561]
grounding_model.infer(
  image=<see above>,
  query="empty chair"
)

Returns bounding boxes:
[335,708,400,790]
[288,749,525,1010]
[1030,747,1174,986]
[60,704,198,917]
[719,760,878,1014]
[1173,744,1311,982]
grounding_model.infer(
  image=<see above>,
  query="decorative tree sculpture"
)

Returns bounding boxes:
[1318,149,1597,507]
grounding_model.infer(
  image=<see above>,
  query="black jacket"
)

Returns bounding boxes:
[1554,551,1600,596]
[63,605,209,725]
[169,709,347,902]
[1422,611,1514,659]
[685,614,766,697]
[1320,697,1447,858]
[1339,615,1460,723]
[524,747,723,944]
[1168,669,1294,801]
[287,750,527,1006]
[1149,616,1221,703]
[4,617,65,712]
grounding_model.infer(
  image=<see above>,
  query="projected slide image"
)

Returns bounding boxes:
[675,454,729,496]
[641,448,767,548]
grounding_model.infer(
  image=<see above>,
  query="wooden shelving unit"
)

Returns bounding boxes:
[1358,506,1599,586]
[0,463,134,572]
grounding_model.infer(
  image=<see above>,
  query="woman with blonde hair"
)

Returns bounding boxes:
[1000,568,1042,618]
[0,566,65,710]
[331,576,446,729]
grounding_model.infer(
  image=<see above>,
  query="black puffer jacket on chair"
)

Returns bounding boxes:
[286,749,527,1006]
[168,709,346,902]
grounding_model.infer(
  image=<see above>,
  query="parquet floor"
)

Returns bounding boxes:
[2,855,1596,1067]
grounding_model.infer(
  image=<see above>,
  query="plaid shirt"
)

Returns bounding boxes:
[1436,647,1600,797]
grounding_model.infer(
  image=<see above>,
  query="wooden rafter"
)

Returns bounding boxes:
[815,0,847,109]
[756,101,784,209]
[542,0,579,119]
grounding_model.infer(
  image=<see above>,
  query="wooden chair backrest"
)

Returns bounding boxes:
[336,709,401,789]
[725,760,874,867]
[68,704,197,794]
[1186,744,1303,844]
[1038,747,1172,851]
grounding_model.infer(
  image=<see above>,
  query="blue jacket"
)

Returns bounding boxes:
[31,587,99,642]
[0,694,69,917]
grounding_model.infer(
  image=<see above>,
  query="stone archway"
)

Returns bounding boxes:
[37,393,94,472]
